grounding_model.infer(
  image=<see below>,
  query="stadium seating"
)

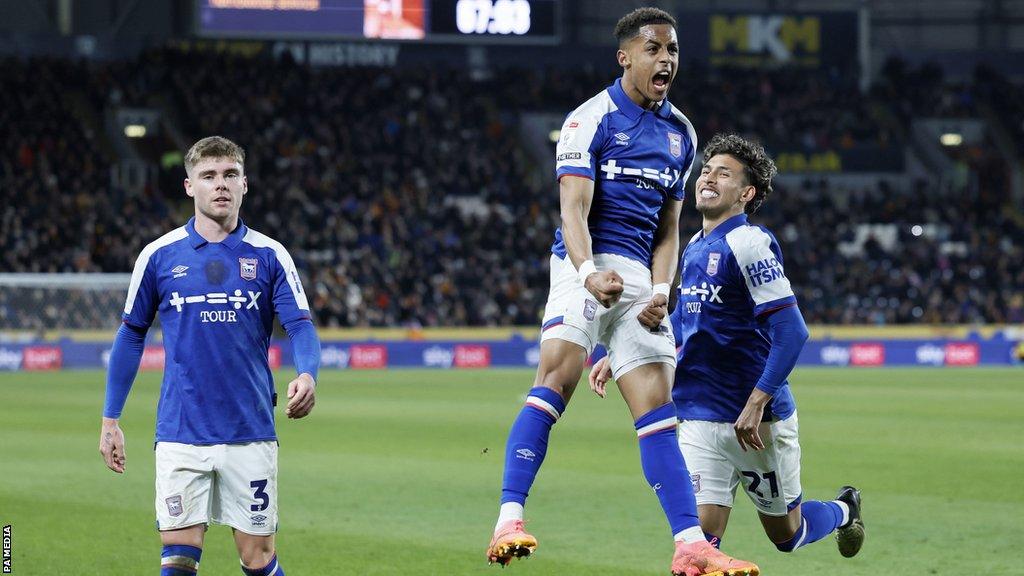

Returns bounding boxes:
[2,52,1021,327]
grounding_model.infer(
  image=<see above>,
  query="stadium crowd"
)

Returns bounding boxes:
[1,51,1021,329]
[506,62,890,151]
[756,178,1023,324]
[0,57,177,275]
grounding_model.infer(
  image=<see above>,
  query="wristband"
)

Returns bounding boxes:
[577,260,598,284]
[653,283,671,298]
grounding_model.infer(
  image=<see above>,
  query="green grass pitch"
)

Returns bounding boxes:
[1,367,1021,575]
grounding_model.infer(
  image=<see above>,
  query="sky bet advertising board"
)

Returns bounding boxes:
[0,336,1020,371]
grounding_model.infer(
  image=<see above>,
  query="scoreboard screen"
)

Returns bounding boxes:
[196,0,560,43]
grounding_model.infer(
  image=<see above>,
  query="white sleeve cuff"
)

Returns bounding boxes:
[577,260,598,284]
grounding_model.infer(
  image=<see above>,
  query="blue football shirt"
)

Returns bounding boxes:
[671,214,798,422]
[553,78,697,266]
[122,217,312,444]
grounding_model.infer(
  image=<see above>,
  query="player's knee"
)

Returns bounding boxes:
[239,550,275,571]
[160,525,204,548]
[535,367,577,398]
[238,540,275,569]
[772,529,801,553]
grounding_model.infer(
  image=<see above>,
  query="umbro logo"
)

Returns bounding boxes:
[614,132,630,145]
[171,265,189,279]
[515,448,536,462]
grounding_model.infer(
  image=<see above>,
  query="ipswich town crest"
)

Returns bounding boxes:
[166,495,183,517]
[239,257,258,280]
[707,252,721,276]
[668,132,682,157]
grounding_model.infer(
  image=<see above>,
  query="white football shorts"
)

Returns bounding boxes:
[541,253,676,379]
[678,413,803,517]
[155,441,278,535]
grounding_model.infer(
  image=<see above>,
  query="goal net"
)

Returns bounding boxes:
[0,274,131,332]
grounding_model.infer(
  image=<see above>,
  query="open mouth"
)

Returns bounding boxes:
[699,188,720,199]
[652,70,671,89]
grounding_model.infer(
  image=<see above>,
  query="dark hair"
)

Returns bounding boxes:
[702,134,777,214]
[614,7,677,45]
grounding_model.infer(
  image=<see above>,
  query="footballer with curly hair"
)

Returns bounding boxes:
[592,133,866,564]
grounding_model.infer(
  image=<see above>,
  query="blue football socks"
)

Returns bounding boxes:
[635,403,701,539]
[775,500,845,552]
[161,545,201,575]
[241,553,284,576]
[500,387,566,505]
